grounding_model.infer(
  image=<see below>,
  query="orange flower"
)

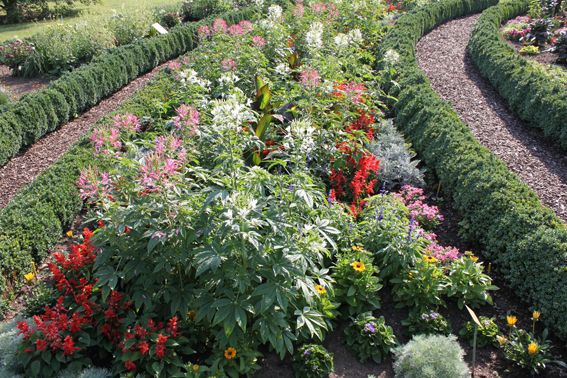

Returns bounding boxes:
[507,315,517,327]
[351,261,366,272]
[224,347,237,360]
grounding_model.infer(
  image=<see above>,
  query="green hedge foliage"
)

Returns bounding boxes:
[0,7,256,309]
[0,7,257,168]
[378,0,567,339]
[468,0,567,150]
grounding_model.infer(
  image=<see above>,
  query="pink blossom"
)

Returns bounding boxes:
[343,82,366,104]
[311,3,327,12]
[213,19,227,33]
[172,104,200,133]
[168,61,182,70]
[90,125,122,156]
[113,113,141,133]
[294,3,305,17]
[299,68,320,88]
[221,58,237,71]
[238,20,253,34]
[76,166,113,202]
[198,25,211,38]
[252,36,266,47]
[426,242,460,263]
[228,24,244,35]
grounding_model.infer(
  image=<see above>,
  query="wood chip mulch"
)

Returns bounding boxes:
[0,61,170,209]
[415,14,567,223]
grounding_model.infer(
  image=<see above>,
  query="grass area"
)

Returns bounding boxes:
[0,0,178,42]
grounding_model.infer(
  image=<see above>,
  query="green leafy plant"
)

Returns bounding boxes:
[402,311,452,337]
[393,334,471,378]
[344,312,397,363]
[459,316,501,348]
[550,31,567,62]
[23,280,57,317]
[442,254,498,309]
[293,344,334,378]
[525,18,552,45]
[331,246,382,317]
[520,45,541,55]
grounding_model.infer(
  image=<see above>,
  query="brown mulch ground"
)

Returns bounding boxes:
[0,61,170,209]
[0,65,51,99]
[415,14,567,223]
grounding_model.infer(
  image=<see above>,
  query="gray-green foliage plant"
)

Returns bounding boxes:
[365,119,424,190]
[0,321,22,375]
[393,334,471,378]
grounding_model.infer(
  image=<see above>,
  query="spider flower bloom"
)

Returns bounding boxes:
[252,36,266,47]
[239,20,253,34]
[528,342,538,355]
[224,347,237,359]
[213,19,227,33]
[198,25,211,38]
[228,24,244,35]
[351,261,366,272]
[299,68,320,88]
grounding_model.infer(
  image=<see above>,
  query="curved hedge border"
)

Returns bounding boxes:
[0,7,256,169]
[0,7,257,307]
[378,0,567,339]
[469,0,567,150]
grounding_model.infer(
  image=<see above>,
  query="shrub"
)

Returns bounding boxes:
[344,312,397,363]
[23,280,57,317]
[550,31,567,62]
[393,334,471,378]
[519,45,540,55]
[402,311,452,337]
[293,344,334,378]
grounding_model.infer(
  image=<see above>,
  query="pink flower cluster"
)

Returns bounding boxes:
[299,68,321,88]
[168,61,182,71]
[221,58,237,71]
[200,19,254,39]
[172,104,200,133]
[252,36,266,47]
[294,3,305,17]
[507,28,528,41]
[394,185,443,227]
[90,114,140,156]
[311,3,338,19]
[139,135,187,192]
[76,165,113,202]
[426,242,460,263]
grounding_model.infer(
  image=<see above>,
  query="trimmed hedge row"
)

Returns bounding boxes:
[468,0,567,150]
[0,7,257,306]
[0,7,257,168]
[378,0,567,339]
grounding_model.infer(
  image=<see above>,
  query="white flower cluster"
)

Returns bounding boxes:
[211,94,256,131]
[267,5,283,21]
[334,28,363,48]
[383,49,400,66]
[286,120,316,155]
[178,69,211,89]
[305,22,325,50]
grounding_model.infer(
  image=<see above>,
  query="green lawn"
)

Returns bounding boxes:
[0,0,178,42]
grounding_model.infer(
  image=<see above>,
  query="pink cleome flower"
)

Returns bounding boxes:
[299,68,321,88]
[213,19,227,33]
[252,36,266,47]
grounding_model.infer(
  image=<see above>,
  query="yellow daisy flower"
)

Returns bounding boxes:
[24,273,35,282]
[507,315,517,326]
[224,347,237,360]
[423,255,437,263]
[528,342,538,355]
[315,285,327,295]
[351,261,366,272]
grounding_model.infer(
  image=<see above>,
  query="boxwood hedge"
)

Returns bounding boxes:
[378,0,567,339]
[0,7,257,168]
[468,0,567,150]
[0,6,257,312]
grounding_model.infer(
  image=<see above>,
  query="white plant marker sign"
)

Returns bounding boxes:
[152,23,168,35]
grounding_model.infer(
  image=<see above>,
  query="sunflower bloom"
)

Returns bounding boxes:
[315,285,327,295]
[528,342,538,355]
[224,347,237,360]
[507,315,517,327]
[351,261,366,272]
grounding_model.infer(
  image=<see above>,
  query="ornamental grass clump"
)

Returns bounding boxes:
[293,344,334,378]
[344,312,397,363]
[393,334,471,378]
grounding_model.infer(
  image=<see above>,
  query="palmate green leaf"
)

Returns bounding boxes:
[194,249,222,277]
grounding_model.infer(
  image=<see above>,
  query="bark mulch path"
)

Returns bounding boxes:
[415,14,567,223]
[0,61,170,209]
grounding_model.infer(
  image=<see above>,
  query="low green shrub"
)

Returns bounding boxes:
[402,311,452,337]
[293,344,334,378]
[468,0,567,150]
[393,334,471,378]
[344,312,397,363]
[378,0,567,340]
[459,316,501,348]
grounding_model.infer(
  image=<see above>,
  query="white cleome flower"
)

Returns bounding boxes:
[267,5,282,21]
[384,49,400,65]
[305,22,324,50]
[348,29,363,44]
[334,33,349,48]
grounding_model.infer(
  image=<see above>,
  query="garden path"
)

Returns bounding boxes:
[0,61,170,208]
[415,14,567,223]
